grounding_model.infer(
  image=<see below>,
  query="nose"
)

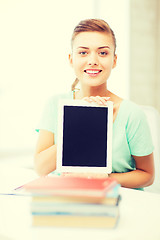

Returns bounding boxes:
[88,52,99,66]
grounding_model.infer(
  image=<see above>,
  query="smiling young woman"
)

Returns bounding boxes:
[70,19,117,98]
[69,31,117,96]
[34,19,154,190]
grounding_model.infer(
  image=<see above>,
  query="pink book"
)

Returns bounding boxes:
[23,176,117,199]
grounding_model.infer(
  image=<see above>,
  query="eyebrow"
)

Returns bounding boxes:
[77,46,110,50]
[98,46,110,49]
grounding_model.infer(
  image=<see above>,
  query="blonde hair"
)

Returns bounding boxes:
[71,19,116,91]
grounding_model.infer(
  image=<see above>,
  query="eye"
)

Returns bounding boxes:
[79,51,87,55]
[99,51,108,56]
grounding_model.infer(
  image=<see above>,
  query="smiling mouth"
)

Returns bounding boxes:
[84,69,102,75]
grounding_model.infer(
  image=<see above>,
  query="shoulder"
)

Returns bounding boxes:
[120,99,146,121]
[121,100,150,139]
[121,99,142,112]
[115,99,148,134]
[41,91,73,119]
[36,92,73,134]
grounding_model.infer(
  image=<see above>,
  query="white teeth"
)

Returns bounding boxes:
[85,70,100,74]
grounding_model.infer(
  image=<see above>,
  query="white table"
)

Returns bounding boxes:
[0,166,160,240]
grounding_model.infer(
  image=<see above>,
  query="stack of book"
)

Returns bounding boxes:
[24,176,121,228]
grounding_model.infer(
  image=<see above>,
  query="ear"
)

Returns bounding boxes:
[68,53,73,67]
[112,54,117,69]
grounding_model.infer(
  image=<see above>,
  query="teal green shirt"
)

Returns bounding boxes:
[36,92,154,177]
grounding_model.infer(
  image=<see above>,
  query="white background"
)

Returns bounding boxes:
[0,0,129,154]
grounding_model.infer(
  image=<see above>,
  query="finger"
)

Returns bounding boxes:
[89,96,106,105]
[96,96,107,105]
[83,97,93,103]
[88,96,102,105]
[102,97,110,101]
[83,96,110,105]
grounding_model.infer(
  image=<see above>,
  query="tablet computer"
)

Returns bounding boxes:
[56,99,113,173]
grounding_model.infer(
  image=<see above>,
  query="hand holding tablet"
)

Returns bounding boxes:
[82,96,110,105]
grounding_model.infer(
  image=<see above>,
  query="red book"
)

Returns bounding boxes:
[23,176,117,199]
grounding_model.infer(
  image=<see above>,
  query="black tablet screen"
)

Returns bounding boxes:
[62,106,108,167]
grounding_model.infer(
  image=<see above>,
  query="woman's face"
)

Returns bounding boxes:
[69,31,117,88]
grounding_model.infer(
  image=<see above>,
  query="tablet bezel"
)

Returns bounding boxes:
[56,99,113,173]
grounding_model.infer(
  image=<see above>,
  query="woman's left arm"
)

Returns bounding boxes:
[109,153,155,188]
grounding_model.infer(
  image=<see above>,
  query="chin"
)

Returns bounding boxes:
[84,79,106,88]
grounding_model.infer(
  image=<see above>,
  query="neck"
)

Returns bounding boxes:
[76,83,110,99]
